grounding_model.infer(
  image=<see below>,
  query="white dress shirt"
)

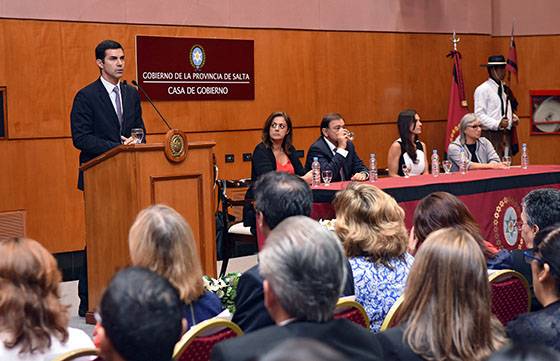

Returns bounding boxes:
[99,76,123,119]
[474,78,514,131]
[323,137,348,158]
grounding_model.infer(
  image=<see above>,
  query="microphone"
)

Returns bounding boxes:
[131,80,173,131]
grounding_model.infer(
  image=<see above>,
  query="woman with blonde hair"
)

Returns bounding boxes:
[375,228,506,361]
[128,204,222,329]
[0,238,94,360]
[333,183,413,332]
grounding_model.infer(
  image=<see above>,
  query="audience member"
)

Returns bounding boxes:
[489,343,560,361]
[333,183,413,332]
[128,204,222,330]
[410,191,498,260]
[212,216,382,361]
[259,339,347,361]
[0,238,94,360]
[387,109,428,177]
[95,267,183,361]
[507,224,560,352]
[447,113,506,172]
[243,111,311,232]
[493,188,560,310]
[305,112,368,182]
[375,228,506,361]
[233,172,354,332]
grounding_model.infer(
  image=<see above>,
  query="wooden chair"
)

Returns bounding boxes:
[488,269,530,325]
[173,318,243,361]
[333,297,370,329]
[216,178,257,276]
[51,348,99,361]
[379,295,404,331]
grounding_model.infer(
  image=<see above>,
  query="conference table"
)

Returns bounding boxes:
[310,165,560,250]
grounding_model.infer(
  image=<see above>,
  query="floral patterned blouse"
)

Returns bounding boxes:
[350,253,414,332]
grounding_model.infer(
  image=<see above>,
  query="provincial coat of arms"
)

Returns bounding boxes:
[493,197,525,250]
[189,45,205,71]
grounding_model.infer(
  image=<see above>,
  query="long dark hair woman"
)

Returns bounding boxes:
[387,109,428,177]
[243,111,311,232]
[375,228,506,361]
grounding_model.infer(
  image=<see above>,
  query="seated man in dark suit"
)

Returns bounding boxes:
[232,172,354,332]
[305,113,368,182]
[212,216,382,361]
[94,267,183,361]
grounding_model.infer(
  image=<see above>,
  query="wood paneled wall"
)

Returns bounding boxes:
[0,19,558,253]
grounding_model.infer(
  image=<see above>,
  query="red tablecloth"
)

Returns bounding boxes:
[311,165,560,250]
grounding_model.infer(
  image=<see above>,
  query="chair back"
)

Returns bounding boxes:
[488,269,530,325]
[380,295,404,331]
[173,318,243,361]
[51,348,99,361]
[333,298,370,329]
[216,178,256,276]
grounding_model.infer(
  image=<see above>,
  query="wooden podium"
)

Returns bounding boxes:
[80,141,216,322]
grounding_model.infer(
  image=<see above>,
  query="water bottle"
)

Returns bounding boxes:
[431,149,439,177]
[369,153,378,182]
[459,148,467,174]
[311,157,321,187]
[521,143,529,169]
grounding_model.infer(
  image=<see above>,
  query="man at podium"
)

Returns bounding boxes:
[70,39,146,317]
[70,39,146,191]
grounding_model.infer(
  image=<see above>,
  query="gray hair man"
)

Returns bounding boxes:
[212,217,381,361]
[521,188,560,247]
[232,172,354,332]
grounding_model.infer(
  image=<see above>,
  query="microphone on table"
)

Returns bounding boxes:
[131,80,173,131]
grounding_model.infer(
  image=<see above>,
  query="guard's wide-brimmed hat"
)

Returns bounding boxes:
[481,55,507,67]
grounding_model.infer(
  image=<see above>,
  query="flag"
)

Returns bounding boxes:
[506,24,518,82]
[445,50,469,150]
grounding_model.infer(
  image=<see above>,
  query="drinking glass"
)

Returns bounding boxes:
[502,155,512,169]
[343,129,355,141]
[402,164,411,178]
[322,170,333,186]
[442,160,452,174]
[131,128,144,144]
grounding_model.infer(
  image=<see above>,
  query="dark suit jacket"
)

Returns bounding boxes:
[70,78,145,190]
[242,142,306,228]
[305,137,368,182]
[232,261,355,333]
[211,319,383,361]
[251,142,306,179]
[374,326,424,361]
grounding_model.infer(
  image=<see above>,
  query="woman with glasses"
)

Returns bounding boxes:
[0,238,94,359]
[387,109,429,177]
[243,112,311,232]
[447,113,506,172]
[374,228,506,360]
[507,224,560,352]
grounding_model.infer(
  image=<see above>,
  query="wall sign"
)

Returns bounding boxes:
[136,35,254,101]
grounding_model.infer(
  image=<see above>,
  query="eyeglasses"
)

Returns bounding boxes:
[468,124,482,129]
[270,123,287,130]
[523,249,543,265]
